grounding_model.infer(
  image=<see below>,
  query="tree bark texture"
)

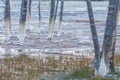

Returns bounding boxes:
[4,0,11,35]
[86,0,100,74]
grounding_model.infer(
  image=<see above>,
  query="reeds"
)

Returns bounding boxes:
[0,53,93,80]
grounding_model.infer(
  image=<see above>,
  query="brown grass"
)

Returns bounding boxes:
[0,54,93,80]
[114,54,120,66]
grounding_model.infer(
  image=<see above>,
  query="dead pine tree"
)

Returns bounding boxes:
[109,0,120,73]
[27,0,32,29]
[28,0,32,20]
[57,0,64,36]
[107,6,119,74]
[48,0,55,39]
[4,0,11,40]
[53,0,59,26]
[38,0,41,32]
[86,0,119,76]
[99,0,119,76]
[18,0,28,43]
[118,1,120,25]
[109,28,116,73]
[86,0,100,75]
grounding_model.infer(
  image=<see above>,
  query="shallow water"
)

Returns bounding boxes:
[0,1,120,56]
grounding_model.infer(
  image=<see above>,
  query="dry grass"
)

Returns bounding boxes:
[1,53,120,80]
[114,54,120,66]
[0,53,93,80]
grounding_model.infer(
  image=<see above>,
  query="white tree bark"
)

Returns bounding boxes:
[86,0,119,77]
[4,0,11,41]
[53,0,59,27]
[98,56,109,77]
[38,1,42,32]
[118,2,120,25]
[48,0,55,39]
[109,0,120,73]
[18,0,27,43]
[86,0,100,75]
[26,0,32,29]
[57,0,64,36]
[99,0,119,77]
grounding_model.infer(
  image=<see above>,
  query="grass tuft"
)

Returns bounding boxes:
[64,66,94,80]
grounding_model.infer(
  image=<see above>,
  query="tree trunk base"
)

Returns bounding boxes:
[98,57,109,77]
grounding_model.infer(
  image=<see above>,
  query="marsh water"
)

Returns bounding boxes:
[0,1,120,57]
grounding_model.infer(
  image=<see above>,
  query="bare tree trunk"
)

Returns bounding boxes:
[57,0,64,36]
[86,0,100,75]
[27,0,32,29]
[99,0,119,76]
[18,0,28,42]
[28,0,32,17]
[38,1,41,32]
[109,30,116,73]
[109,0,120,73]
[48,0,55,39]
[118,2,120,25]
[4,0,11,39]
[53,0,59,26]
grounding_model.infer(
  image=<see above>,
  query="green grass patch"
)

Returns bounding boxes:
[64,66,117,80]
[64,66,94,80]
[90,76,115,80]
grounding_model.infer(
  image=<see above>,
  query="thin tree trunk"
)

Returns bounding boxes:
[27,0,32,29]
[57,0,64,36]
[28,0,32,17]
[4,0,11,36]
[38,1,41,32]
[99,0,119,76]
[86,0,100,75]
[18,0,28,42]
[117,1,120,25]
[109,30,116,73]
[48,0,55,38]
[109,0,120,73]
[53,0,59,26]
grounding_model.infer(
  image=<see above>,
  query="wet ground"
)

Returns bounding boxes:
[0,1,120,56]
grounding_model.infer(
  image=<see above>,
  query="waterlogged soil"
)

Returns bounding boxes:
[0,1,120,55]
